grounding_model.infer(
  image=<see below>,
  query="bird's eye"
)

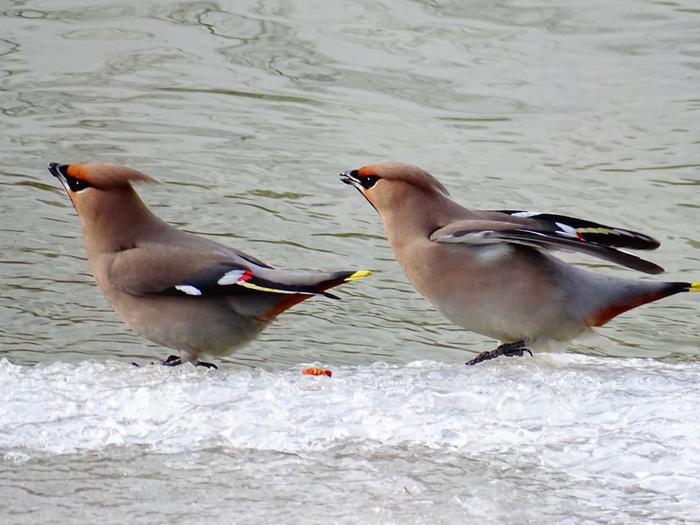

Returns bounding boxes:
[359,175,380,189]
[65,174,92,192]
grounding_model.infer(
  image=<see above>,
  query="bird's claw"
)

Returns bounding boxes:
[162,354,182,366]
[502,347,533,358]
[162,354,217,369]
[466,341,532,366]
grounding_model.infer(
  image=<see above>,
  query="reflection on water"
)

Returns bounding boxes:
[1,0,699,522]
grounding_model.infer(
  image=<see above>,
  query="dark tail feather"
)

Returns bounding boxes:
[316,270,373,293]
[256,270,372,321]
[588,281,698,327]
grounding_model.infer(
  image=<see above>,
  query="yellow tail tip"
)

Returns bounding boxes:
[690,282,700,292]
[345,270,373,282]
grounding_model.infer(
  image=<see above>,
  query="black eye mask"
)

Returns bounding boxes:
[64,174,92,192]
[358,175,380,189]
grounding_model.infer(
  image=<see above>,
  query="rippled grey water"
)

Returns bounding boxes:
[1,0,699,523]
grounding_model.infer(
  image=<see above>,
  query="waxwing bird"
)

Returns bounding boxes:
[340,163,699,365]
[48,162,371,368]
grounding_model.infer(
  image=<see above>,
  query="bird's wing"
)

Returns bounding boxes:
[106,243,365,297]
[429,219,664,275]
[493,210,660,250]
[105,244,249,296]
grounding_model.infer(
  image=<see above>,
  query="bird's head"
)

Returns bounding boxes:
[339,162,450,215]
[48,162,160,250]
[48,162,155,222]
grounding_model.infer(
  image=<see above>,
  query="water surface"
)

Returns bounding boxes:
[1,0,699,522]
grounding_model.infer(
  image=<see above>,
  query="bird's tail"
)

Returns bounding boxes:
[249,269,372,320]
[588,281,699,327]
[240,269,372,296]
[315,270,373,298]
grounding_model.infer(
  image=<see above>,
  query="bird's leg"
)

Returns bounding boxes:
[162,354,218,369]
[194,360,218,370]
[466,340,533,366]
[162,354,182,366]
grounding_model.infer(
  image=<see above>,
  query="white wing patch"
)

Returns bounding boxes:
[175,285,202,296]
[555,222,578,238]
[510,211,540,218]
[217,269,246,285]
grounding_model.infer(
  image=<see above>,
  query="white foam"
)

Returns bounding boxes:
[2,355,700,475]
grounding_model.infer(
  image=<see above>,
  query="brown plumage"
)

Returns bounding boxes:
[49,162,371,367]
[341,163,698,365]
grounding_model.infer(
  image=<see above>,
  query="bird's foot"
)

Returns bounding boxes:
[466,341,532,366]
[162,354,182,366]
[162,354,217,369]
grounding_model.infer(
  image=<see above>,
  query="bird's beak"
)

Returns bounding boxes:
[48,162,70,182]
[339,168,379,213]
[339,169,361,189]
[48,162,75,199]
